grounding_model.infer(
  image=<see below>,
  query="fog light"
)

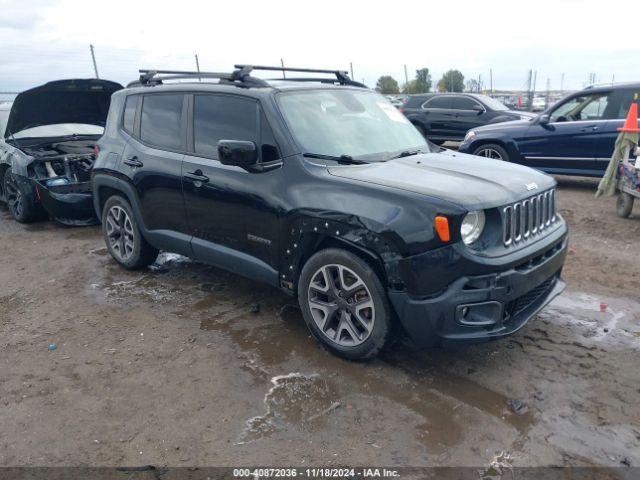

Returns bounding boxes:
[456,302,502,326]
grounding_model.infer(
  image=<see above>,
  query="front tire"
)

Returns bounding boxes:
[102,195,158,270]
[472,143,510,161]
[616,192,634,218]
[298,248,392,360]
[3,168,39,223]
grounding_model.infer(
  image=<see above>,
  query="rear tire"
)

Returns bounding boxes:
[102,195,158,270]
[616,192,634,218]
[3,168,39,223]
[298,248,392,361]
[472,143,510,161]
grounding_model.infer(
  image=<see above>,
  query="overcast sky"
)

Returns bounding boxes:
[0,0,637,94]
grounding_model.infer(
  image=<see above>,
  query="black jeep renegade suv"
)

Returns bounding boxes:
[92,65,568,360]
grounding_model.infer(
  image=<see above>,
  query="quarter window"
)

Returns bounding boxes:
[193,95,258,158]
[140,94,184,150]
[122,95,137,133]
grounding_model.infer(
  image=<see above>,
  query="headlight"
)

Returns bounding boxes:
[463,130,476,143]
[461,210,485,245]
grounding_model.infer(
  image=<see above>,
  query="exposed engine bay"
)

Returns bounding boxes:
[24,140,96,187]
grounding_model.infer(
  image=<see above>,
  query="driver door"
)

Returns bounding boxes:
[519,91,613,174]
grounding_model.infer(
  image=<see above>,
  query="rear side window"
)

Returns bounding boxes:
[425,96,451,109]
[140,94,184,150]
[610,88,640,119]
[193,95,258,158]
[123,95,137,133]
[450,96,479,110]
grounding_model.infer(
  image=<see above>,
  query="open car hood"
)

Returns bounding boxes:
[5,79,123,138]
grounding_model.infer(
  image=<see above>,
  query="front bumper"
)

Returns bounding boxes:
[34,179,98,226]
[388,232,568,347]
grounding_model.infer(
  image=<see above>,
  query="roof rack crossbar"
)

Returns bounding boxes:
[234,64,354,85]
[131,69,269,88]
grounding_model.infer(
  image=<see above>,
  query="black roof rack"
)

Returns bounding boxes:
[128,65,366,89]
[129,69,269,88]
[234,64,365,87]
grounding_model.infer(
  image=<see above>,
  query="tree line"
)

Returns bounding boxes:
[376,68,465,94]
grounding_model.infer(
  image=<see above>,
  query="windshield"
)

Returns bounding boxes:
[277,89,430,160]
[480,95,510,111]
[10,123,104,140]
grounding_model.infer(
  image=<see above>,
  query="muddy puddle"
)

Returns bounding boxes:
[85,246,640,463]
[89,251,572,457]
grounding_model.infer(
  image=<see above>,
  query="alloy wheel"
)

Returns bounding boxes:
[4,173,23,218]
[105,205,135,262]
[476,148,504,160]
[307,264,375,347]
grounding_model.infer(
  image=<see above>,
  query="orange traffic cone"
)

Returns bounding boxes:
[617,102,640,133]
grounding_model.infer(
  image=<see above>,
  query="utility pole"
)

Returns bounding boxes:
[478,74,481,93]
[350,62,354,80]
[195,54,201,81]
[403,64,409,87]
[545,78,550,109]
[560,73,564,94]
[89,44,99,79]
[280,58,286,79]
[526,69,533,110]
[490,68,493,94]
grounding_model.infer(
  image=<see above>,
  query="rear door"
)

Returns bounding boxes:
[121,92,191,252]
[421,95,454,139]
[519,90,614,175]
[182,93,284,281]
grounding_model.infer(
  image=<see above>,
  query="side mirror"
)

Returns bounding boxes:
[538,114,550,125]
[218,140,258,168]
[472,104,485,114]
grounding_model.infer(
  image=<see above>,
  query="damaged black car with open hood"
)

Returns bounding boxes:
[0,78,122,225]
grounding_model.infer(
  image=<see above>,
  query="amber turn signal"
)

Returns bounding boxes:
[434,216,451,242]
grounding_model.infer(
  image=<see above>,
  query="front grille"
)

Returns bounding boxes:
[504,275,555,320]
[502,189,557,246]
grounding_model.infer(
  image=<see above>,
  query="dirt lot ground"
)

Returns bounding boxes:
[1,176,639,470]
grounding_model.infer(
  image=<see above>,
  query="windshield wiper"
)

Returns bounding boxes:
[390,149,424,160]
[303,152,366,165]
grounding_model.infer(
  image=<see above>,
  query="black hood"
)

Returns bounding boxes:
[5,79,123,138]
[328,150,555,210]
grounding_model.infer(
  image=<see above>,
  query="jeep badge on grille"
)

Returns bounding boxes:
[526,182,538,191]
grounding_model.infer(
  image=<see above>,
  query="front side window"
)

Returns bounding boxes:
[277,89,429,160]
[424,96,451,109]
[140,94,183,149]
[450,96,479,110]
[550,93,610,122]
[193,95,258,158]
